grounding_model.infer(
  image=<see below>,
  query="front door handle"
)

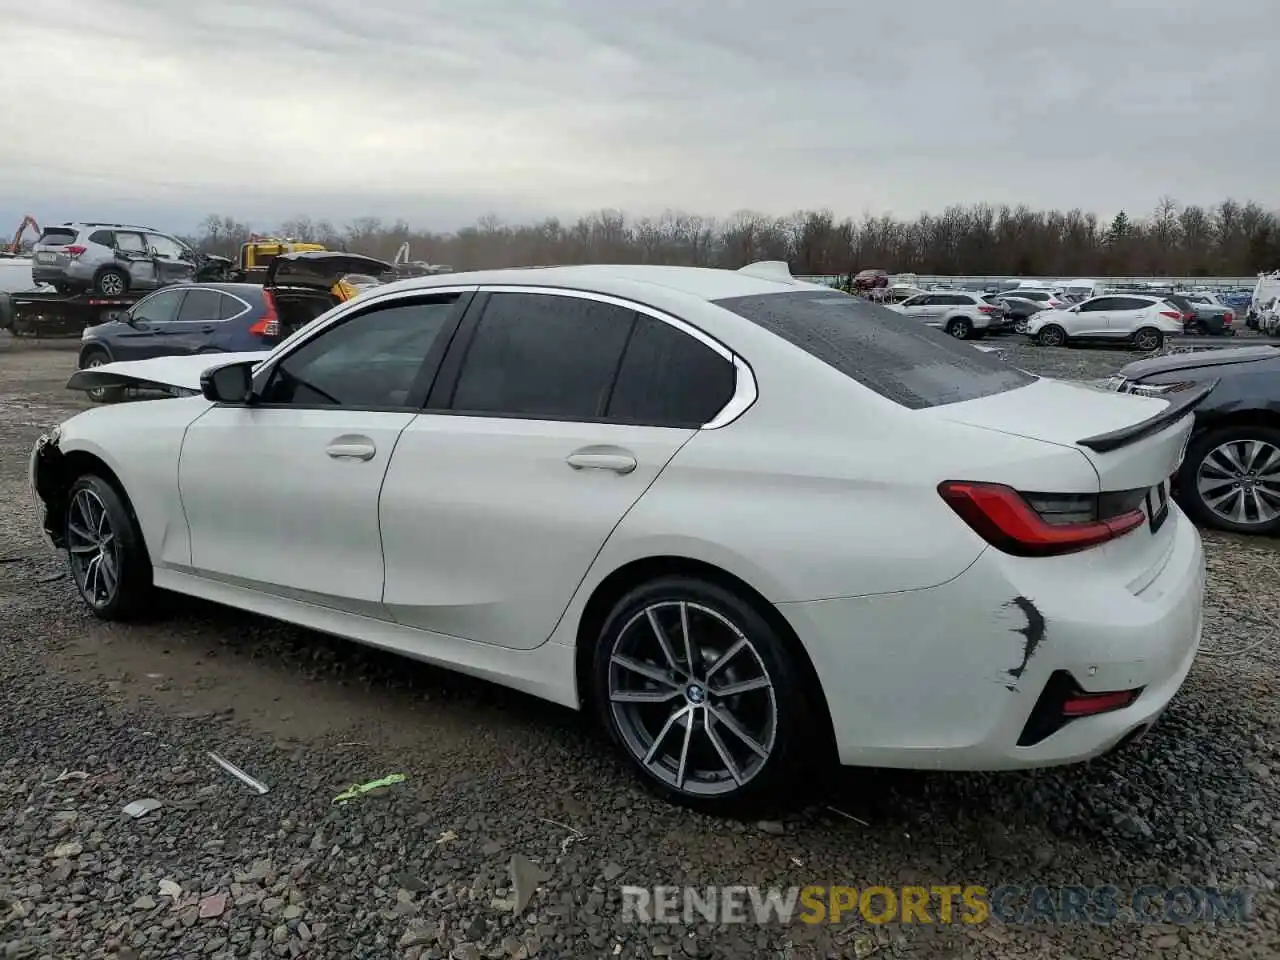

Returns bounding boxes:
[566,449,637,475]
[326,435,376,461]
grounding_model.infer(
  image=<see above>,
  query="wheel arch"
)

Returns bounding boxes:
[92,263,130,293]
[33,442,141,554]
[573,554,837,760]
[78,341,114,366]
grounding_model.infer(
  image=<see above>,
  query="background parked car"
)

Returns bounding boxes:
[888,292,1002,339]
[30,222,227,296]
[1007,288,1069,310]
[1025,294,1185,350]
[1108,345,1280,534]
[75,252,391,402]
[1166,292,1235,336]
[983,294,1045,333]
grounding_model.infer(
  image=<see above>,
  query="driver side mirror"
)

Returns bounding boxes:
[201,360,255,404]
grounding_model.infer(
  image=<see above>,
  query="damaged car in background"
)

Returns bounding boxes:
[31,262,1207,812]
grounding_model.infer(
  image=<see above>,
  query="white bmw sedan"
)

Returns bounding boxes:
[30,262,1206,812]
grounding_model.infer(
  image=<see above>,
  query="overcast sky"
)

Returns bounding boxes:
[1,0,1275,235]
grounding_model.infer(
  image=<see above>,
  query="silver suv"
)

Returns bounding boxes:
[31,222,199,296]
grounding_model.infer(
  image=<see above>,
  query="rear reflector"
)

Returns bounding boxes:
[938,481,1145,557]
[1062,689,1140,717]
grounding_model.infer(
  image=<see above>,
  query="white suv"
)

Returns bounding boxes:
[1025,295,1184,351]
[887,292,1002,339]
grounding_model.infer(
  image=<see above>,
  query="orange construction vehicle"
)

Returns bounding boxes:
[2,215,39,255]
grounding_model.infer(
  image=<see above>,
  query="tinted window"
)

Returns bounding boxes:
[607,315,735,427]
[176,288,223,322]
[37,228,77,247]
[88,230,114,246]
[1078,297,1117,312]
[115,232,147,253]
[712,290,1034,410]
[219,293,249,320]
[900,296,924,307]
[451,293,635,419]
[262,297,457,408]
[131,289,186,324]
[1113,297,1155,311]
[1019,291,1050,301]
[939,295,971,306]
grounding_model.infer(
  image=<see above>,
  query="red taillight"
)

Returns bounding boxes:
[65,245,87,259]
[1182,312,1195,321]
[1159,310,1182,320]
[1224,313,1234,325]
[938,481,1145,557]
[978,305,997,314]
[1061,688,1140,717]
[248,291,281,338]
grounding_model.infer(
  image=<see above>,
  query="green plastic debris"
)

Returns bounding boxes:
[332,773,407,805]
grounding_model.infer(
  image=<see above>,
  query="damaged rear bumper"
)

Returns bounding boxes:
[778,506,1204,770]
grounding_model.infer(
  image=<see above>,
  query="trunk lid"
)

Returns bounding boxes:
[1118,345,1278,379]
[264,251,393,292]
[926,377,1203,492]
[32,227,78,267]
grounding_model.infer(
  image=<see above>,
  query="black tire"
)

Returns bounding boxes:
[94,268,129,297]
[1132,327,1163,352]
[79,347,122,404]
[1037,324,1066,347]
[945,317,973,339]
[1177,425,1280,535]
[64,474,153,620]
[592,575,818,815]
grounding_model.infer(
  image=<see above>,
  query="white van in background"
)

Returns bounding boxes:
[1061,278,1106,300]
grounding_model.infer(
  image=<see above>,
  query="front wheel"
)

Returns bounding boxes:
[1132,327,1163,352]
[64,474,154,620]
[1178,426,1280,535]
[1037,324,1066,347]
[593,576,818,814]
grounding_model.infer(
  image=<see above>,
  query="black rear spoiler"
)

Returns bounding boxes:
[1076,380,1217,453]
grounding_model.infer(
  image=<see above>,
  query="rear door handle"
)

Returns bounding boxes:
[566,450,637,475]
[326,435,376,461]
[201,325,215,333]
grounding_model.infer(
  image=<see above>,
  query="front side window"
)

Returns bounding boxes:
[450,292,635,419]
[131,289,186,324]
[261,297,458,408]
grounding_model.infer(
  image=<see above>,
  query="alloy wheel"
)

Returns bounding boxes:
[1134,329,1161,351]
[608,601,777,796]
[1196,439,1280,527]
[99,273,125,296]
[1039,326,1064,346]
[66,488,121,609]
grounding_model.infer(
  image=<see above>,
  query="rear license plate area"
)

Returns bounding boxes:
[36,252,57,263]
[1145,480,1170,533]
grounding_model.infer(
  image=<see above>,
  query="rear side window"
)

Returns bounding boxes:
[607,315,735,427]
[1114,297,1155,311]
[450,292,635,419]
[115,232,147,253]
[37,228,78,247]
[220,293,250,320]
[88,230,114,246]
[712,291,1034,410]
[177,288,223,322]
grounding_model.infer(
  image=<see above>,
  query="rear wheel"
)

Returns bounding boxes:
[94,268,128,297]
[64,474,153,620]
[593,576,816,814]
[80,348,123,403]
[1037,324,1066,347]
[1178,426,1280,535]
[945,317,973,339]
[1132,327,1163,352]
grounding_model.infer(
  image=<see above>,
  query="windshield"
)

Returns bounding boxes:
[712,290,1035,410]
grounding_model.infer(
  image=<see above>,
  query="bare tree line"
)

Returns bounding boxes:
[185,197,1280,278]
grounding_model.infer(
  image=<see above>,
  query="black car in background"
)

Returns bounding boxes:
[1109,346,1280,535]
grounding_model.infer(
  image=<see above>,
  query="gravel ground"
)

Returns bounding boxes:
[1,333,1277,960]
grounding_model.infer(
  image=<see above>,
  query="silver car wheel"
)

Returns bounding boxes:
[1196,439,1280,527]
[608,601,777,797]
[66,488,121,610]
[98,273,125,296]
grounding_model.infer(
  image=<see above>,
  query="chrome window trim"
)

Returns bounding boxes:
[169,290,253,324]
[477,284,757,430]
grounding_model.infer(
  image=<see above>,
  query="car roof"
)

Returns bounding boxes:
[357,263,831,305]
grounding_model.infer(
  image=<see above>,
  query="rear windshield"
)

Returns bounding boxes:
[37,229,78,246]
[713,290,1036,410]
